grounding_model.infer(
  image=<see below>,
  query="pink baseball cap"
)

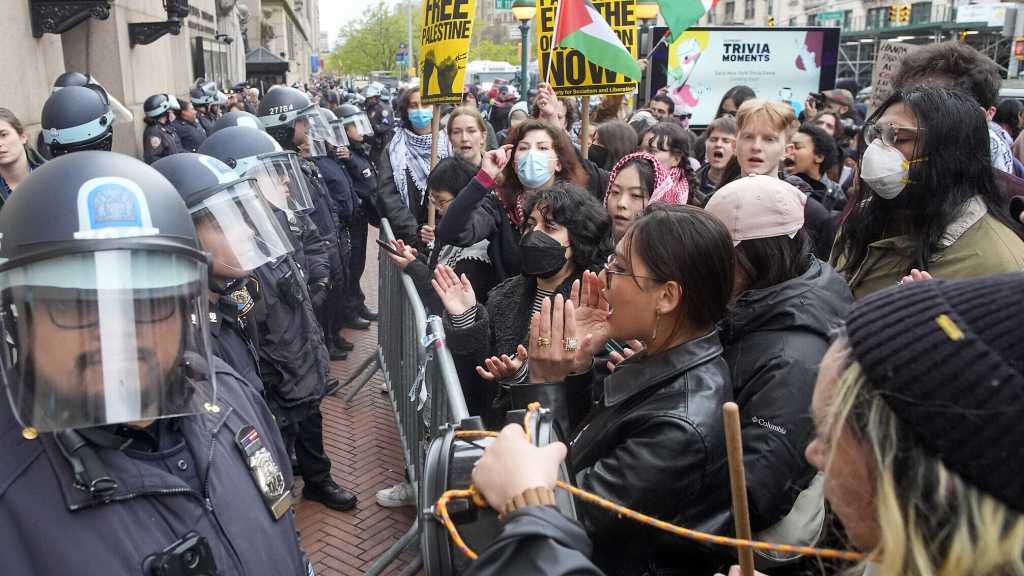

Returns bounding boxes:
[705,175,806,245]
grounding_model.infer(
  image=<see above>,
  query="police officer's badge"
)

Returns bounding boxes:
[149,136,162,149]
[235,425,292,519]
[231,286,256,318]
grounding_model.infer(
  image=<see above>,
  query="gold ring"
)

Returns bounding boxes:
[563,337,579,352]
[537,337,551,348]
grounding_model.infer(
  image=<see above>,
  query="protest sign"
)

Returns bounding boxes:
[871,41,919,111]
[420,0,478,105]
[536,0,638,97]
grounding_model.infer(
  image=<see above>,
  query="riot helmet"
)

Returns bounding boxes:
[191,81,218,106]
[52,71,89,92]
[167,94,181,112]
[209,110,265,135]
[152,154,293,293]
[0,151,215,432]
[364,84,381,100]
[337,103,373,137]
[257,86,334,157]
[319,106,348,147]
[41,86,114,156]
[199,126,315,215]
[143,94,173,121]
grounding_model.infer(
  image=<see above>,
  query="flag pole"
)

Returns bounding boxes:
[644,29,671,60]
[545,0,564,86]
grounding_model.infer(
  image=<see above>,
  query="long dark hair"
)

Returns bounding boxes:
[994,98,1023,140]
[521,182,612,273]
[716,86,756,118]
[624,204,735,333]
[737,230,812,292]
[835,87,1024,275]
[595,121,638,170]
[641,122,698,196]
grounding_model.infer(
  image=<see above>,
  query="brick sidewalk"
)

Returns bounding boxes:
[296,232,420,576]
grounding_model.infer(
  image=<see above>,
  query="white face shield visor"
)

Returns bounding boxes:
[0,251,214,432]
[235,152,315,215]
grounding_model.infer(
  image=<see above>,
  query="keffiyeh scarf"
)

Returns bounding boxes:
[388,127,450,207]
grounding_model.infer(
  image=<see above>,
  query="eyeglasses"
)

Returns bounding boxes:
[430,195,453,211]
[679,113,693,120]
[863,122,926,147]
[602,255,660,290]
[44,297,179,329]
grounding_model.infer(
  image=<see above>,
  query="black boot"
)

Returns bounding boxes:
[303,480,357,511]
[325,376,341,396]
[328,342,348,361]
[334,335,355,352]
[357,304,379,322]
[343,316,371,330]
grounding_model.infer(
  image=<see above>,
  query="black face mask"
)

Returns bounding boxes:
[587,143,608,169]
[519,230,568,279]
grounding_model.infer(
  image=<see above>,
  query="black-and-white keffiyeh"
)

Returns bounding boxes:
[389,127,450,207]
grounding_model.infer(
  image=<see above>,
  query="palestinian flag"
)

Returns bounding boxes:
[659,0,720,41]
[555,0,642,81]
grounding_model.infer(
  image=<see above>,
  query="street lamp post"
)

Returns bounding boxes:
[512,0,538,101]
[636,0,660,106]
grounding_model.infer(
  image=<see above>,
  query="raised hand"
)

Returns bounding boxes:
[431,264,477,316]
[528,294,593,384]
[606,340,644,373]
[570,271,611,356]
[476,345,527,381]
[481,145,512,180]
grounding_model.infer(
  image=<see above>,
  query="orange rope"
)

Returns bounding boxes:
[438,407,867,563]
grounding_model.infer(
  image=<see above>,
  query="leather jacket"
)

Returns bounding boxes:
[514,331,736,575]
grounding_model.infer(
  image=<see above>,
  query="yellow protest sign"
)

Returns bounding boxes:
[536,0,638,97]
[420,0,478,105]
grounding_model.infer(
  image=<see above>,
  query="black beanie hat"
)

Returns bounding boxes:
[847,272,1024,512]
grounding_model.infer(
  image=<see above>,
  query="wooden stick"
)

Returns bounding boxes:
[428,109,440,226]
[724,402,756,576]
[580,97,591,160]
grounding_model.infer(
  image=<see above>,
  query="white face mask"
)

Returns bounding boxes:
[860,139,918,200]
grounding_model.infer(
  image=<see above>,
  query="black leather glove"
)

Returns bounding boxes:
[309,280,329,308]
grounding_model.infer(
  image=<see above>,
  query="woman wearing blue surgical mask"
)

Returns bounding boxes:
[832,86,1024,299]
[434,120,590,284]
[375,87,451,247]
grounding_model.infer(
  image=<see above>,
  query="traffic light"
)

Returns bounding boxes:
[889,5,898,24]
[767,16,775,27]
[899,5,910,24]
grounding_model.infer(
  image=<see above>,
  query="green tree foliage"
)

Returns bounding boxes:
[326,1,422,76]
[468,40,520,65]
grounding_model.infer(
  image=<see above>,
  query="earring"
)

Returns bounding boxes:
[649,311,661,345]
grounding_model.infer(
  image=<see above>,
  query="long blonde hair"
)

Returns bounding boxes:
[826,334,1024,576]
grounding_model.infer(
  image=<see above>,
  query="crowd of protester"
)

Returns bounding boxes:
[3,37,1024,576]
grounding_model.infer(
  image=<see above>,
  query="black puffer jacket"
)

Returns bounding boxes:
[719,256,852,532]
[515,331,735,575]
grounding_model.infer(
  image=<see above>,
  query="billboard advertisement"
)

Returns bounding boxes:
[650,26,840,127]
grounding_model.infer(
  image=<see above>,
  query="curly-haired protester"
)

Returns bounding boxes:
[463,272,1024,576]
[832,87,1024,298]
[434,183,611,411]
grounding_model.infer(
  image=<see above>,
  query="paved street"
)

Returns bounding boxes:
[296,232,420,576]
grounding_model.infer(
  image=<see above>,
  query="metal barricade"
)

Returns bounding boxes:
[345,219,469,575]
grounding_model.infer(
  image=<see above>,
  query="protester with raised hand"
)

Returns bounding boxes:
[468,273,1024,576]
[832,87,1024,298]
[509,204,737,575]
[435,184,611,415]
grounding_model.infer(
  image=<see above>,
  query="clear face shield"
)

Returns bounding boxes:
[236,152,315,214]
[302,112,334,157]
[0,251,214,432]
[329,121,350,147]
[191,179,294,280]
[344,113,374,137]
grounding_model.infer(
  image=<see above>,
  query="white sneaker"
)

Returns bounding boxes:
[376,482,415,508]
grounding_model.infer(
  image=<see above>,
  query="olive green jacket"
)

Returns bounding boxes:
[833,196,1024,299]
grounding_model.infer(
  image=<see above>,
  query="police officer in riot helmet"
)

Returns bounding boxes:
[171,99,208,152]
[191,81,219,135]
[142,93,184,164]
[335,103,380,325]
[362,83,394,163]
[209,110,266,136]
[40,85,115,157]
[153,152,295,393]
[199,126,358,511]
[310,106,360,352]
[0,151,313,575]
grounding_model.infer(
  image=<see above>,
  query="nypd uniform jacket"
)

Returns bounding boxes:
[251,256,330,419]
[342,142,381,224]
[171,117,208,153]
[143,123,184,165]
[210,291,262,395]
[302,160,344,282]
[0,358,310,576]
[197,111,216,136]
[286,211,331,290]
